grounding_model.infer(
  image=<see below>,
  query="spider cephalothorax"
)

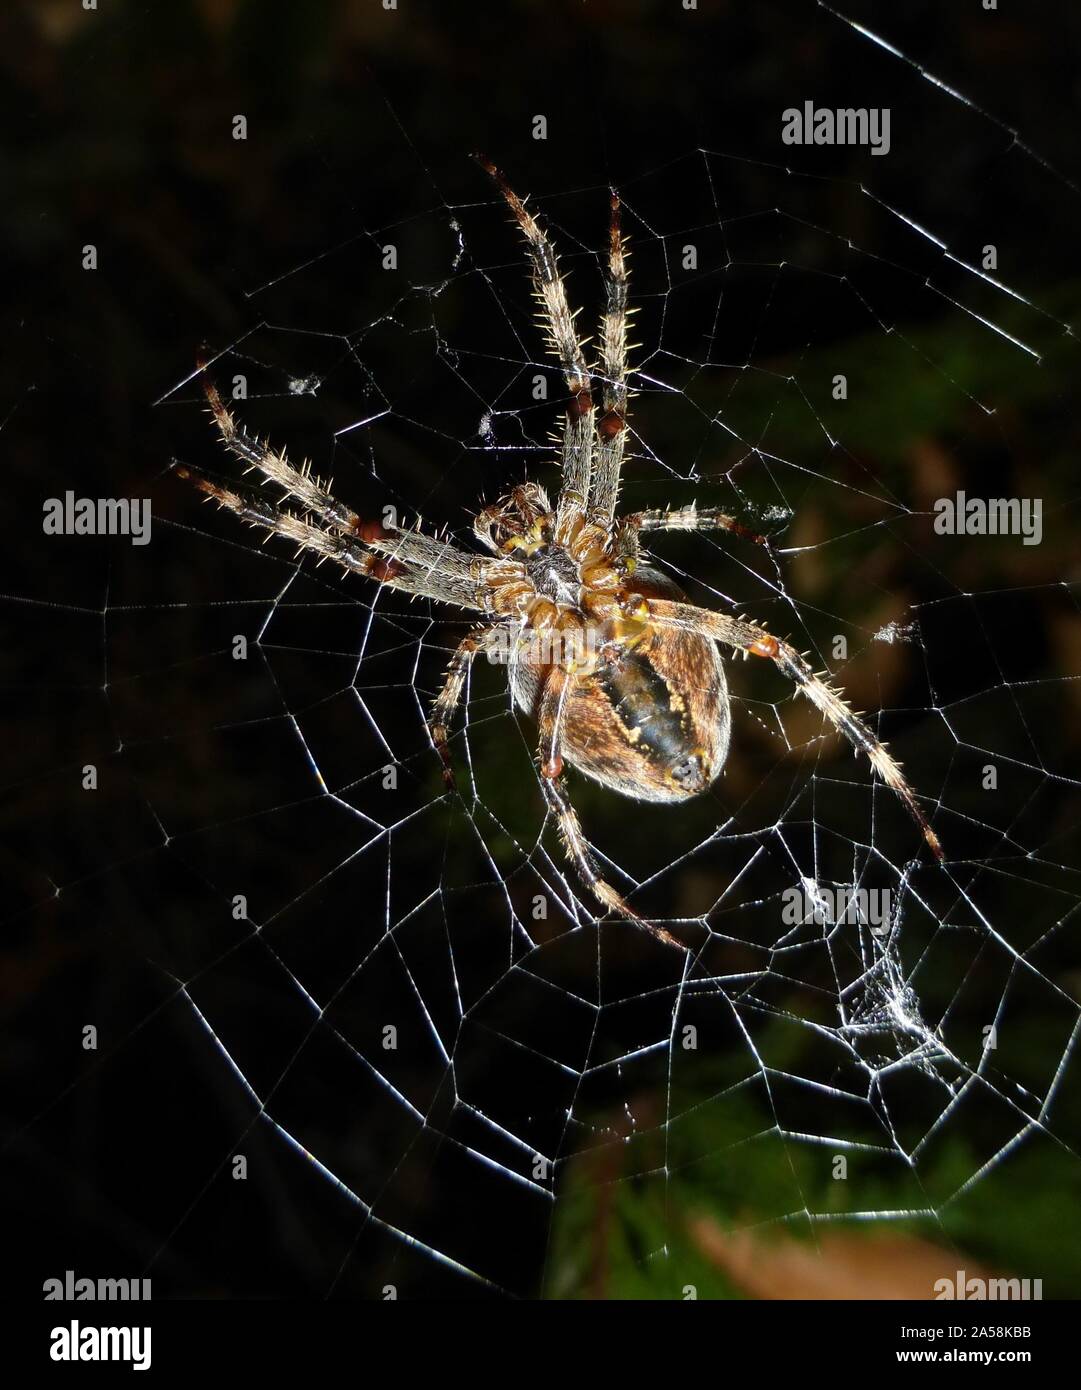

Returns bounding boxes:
[176,157,942,947]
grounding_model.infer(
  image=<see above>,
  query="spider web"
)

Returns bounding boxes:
[9,4,1081,1300]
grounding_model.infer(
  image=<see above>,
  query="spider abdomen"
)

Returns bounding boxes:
[513,568,732,803]
[564,632,730,803]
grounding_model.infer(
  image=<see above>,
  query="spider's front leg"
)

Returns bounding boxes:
[535,665,685,950]
[646,598,944,861]
[477,157,595,539]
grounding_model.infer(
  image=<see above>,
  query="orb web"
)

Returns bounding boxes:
[9,5,1081,1299]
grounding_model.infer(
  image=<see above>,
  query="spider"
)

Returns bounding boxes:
[175,157,942,949]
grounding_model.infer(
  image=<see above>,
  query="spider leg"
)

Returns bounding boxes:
[476,157,594,541]
[198,368,480,582]
[430,626,501,788]
[173,462,486,610]
[589,192,630,524]
[535,667,685,949]
[647,597,943,861]
[621,504,768,548]
[534,661,573,780]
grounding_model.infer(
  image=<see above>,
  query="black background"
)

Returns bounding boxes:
[4,0,1081,1302]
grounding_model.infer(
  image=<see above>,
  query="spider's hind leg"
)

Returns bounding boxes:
[622,504,769,548]
[430,626,502,789]
[535,668,685,950]
[540,774,684,951]
[647,598,943,861]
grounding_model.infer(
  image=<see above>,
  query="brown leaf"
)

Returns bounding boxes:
[688,1213,997,1300]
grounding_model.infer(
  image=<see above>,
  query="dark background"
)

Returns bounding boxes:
[4,0,1081,1300]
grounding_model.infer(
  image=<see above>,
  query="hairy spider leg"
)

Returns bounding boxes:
[647,598,943,860]
[198,367,480,586]
[536,666,685,949]
[620,504,768,549]
[172,462,487,610]
[430,626,504,788]
[476,157,595,544]
[590,191,630,524]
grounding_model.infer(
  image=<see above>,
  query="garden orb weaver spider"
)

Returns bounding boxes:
[176,157,942,949]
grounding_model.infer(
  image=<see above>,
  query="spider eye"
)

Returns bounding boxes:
[669,752,708,793]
